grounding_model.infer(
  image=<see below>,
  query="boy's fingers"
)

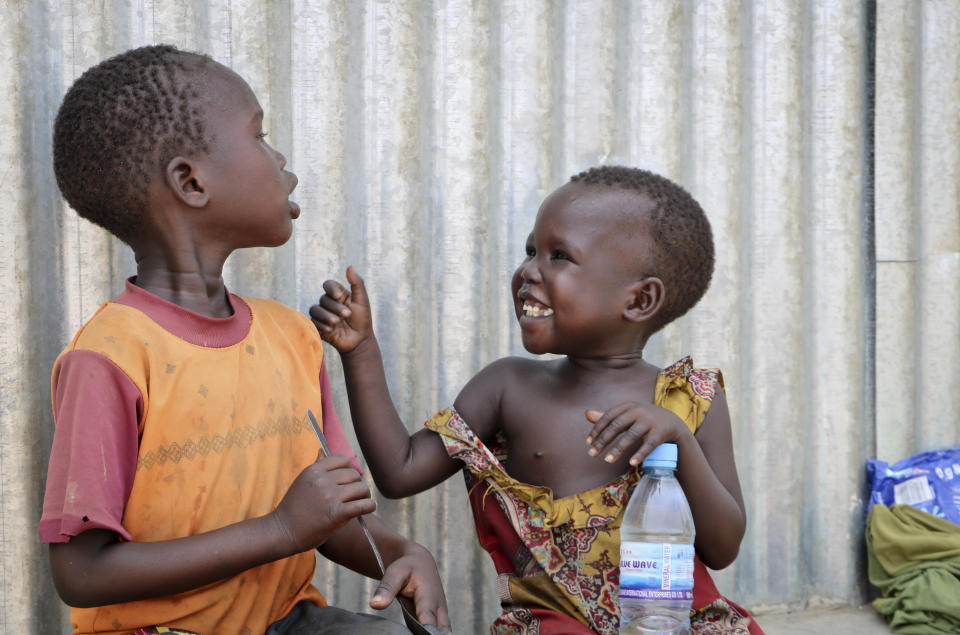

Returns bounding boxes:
[370,570,402,608]
[323,466,367,486]
[433,602,453,633]
[314,454,351,469]
[372,558,452,632]
[336,482,374,504]
[412,588,451,632]
[414,599,440,631]
[343,498,377,518]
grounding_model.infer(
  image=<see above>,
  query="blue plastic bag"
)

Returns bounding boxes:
[866,447,960,526]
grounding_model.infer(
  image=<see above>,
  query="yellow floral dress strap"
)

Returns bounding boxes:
[654,356,723,434]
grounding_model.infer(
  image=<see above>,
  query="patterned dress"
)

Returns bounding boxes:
[424,357,763,635]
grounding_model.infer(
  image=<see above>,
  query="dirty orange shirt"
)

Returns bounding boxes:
[46,285,329,634]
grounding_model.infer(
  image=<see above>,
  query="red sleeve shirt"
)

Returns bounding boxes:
[39,279,359,544]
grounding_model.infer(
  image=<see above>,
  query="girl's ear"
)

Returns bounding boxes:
[624,277,665,323]
[164,156,209,208]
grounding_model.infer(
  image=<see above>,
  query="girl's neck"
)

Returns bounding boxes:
[564,351,656,375]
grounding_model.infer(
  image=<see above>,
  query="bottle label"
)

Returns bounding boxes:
[619,541,694,601]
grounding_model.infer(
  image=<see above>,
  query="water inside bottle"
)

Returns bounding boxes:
[620,613,690,634]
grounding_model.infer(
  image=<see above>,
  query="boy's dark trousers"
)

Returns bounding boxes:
[264,600,415,634]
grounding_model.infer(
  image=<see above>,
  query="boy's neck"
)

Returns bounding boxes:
[133,263,233,318]
[130,206,237,317]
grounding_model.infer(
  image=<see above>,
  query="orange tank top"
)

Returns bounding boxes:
[57,298,327,634]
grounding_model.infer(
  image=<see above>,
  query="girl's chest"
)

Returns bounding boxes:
[497,388,643,498]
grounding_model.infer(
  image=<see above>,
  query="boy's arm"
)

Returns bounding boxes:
[318,514,451,631]
[49,453,375,607]
[310,267,464,498]
[586,385,746,569]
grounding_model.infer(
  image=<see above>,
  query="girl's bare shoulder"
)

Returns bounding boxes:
[473,355,559,387]
[454,356,556,426]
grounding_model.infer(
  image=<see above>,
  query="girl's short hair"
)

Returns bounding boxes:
[571,165,715,333]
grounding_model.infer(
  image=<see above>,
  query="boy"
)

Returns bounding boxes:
[40,44,450,635]
[312,167,763,633]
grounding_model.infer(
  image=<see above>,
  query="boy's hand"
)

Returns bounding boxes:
[370,542,452,634]
[585,402,690,466]
[310,266,373,353]
[271,452,377,554]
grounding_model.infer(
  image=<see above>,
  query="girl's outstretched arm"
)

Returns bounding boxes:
[586,385,746,569]
[311,267,462,498]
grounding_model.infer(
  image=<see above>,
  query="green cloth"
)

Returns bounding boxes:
[866,504,960,634]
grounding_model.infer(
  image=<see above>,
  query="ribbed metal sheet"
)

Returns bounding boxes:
[1,1,958,632]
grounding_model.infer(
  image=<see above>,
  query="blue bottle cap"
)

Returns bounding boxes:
[642,442,678,469]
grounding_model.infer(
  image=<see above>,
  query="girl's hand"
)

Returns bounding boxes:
[585,402,691,466]
[309,266,373,353]
[371,542,453,633]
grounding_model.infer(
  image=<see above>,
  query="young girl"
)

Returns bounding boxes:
[312,166,763,634]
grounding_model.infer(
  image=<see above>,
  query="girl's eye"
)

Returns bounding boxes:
[525,246,536,257]
[551,250,569,261]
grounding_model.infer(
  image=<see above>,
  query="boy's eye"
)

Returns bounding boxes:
[525,246,536,257]
[257,131,269,140]
[551,249,569,261]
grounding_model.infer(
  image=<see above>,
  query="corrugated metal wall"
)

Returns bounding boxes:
[1,1,958,632]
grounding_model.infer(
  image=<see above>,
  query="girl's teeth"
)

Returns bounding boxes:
[523,303,554,317]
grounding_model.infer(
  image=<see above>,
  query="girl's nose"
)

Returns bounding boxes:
[518,258,542,284]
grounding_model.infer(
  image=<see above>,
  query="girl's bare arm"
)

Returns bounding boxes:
[675,388,746,568]
[586,385,746,569]
[311,267,463,498]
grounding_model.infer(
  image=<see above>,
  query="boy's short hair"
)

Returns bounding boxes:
[570,165,715,333]
[53,44,215,245]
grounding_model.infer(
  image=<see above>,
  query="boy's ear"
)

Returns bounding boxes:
[164,156,209,208]
[624,277,665,323]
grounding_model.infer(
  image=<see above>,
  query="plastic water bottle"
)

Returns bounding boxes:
[618,442,695,635]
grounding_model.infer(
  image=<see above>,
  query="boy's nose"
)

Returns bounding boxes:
[275,149,287,170]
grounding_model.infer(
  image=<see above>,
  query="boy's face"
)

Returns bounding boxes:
[193,65,300,248]
[511,182,655,356]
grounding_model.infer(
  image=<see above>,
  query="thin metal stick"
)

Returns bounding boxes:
[306,409,433,633]
[307,409,385,574]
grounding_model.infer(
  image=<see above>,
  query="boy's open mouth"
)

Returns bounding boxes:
[522,300,554,318]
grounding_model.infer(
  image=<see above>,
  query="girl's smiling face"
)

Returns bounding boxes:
[511,182,657,357]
